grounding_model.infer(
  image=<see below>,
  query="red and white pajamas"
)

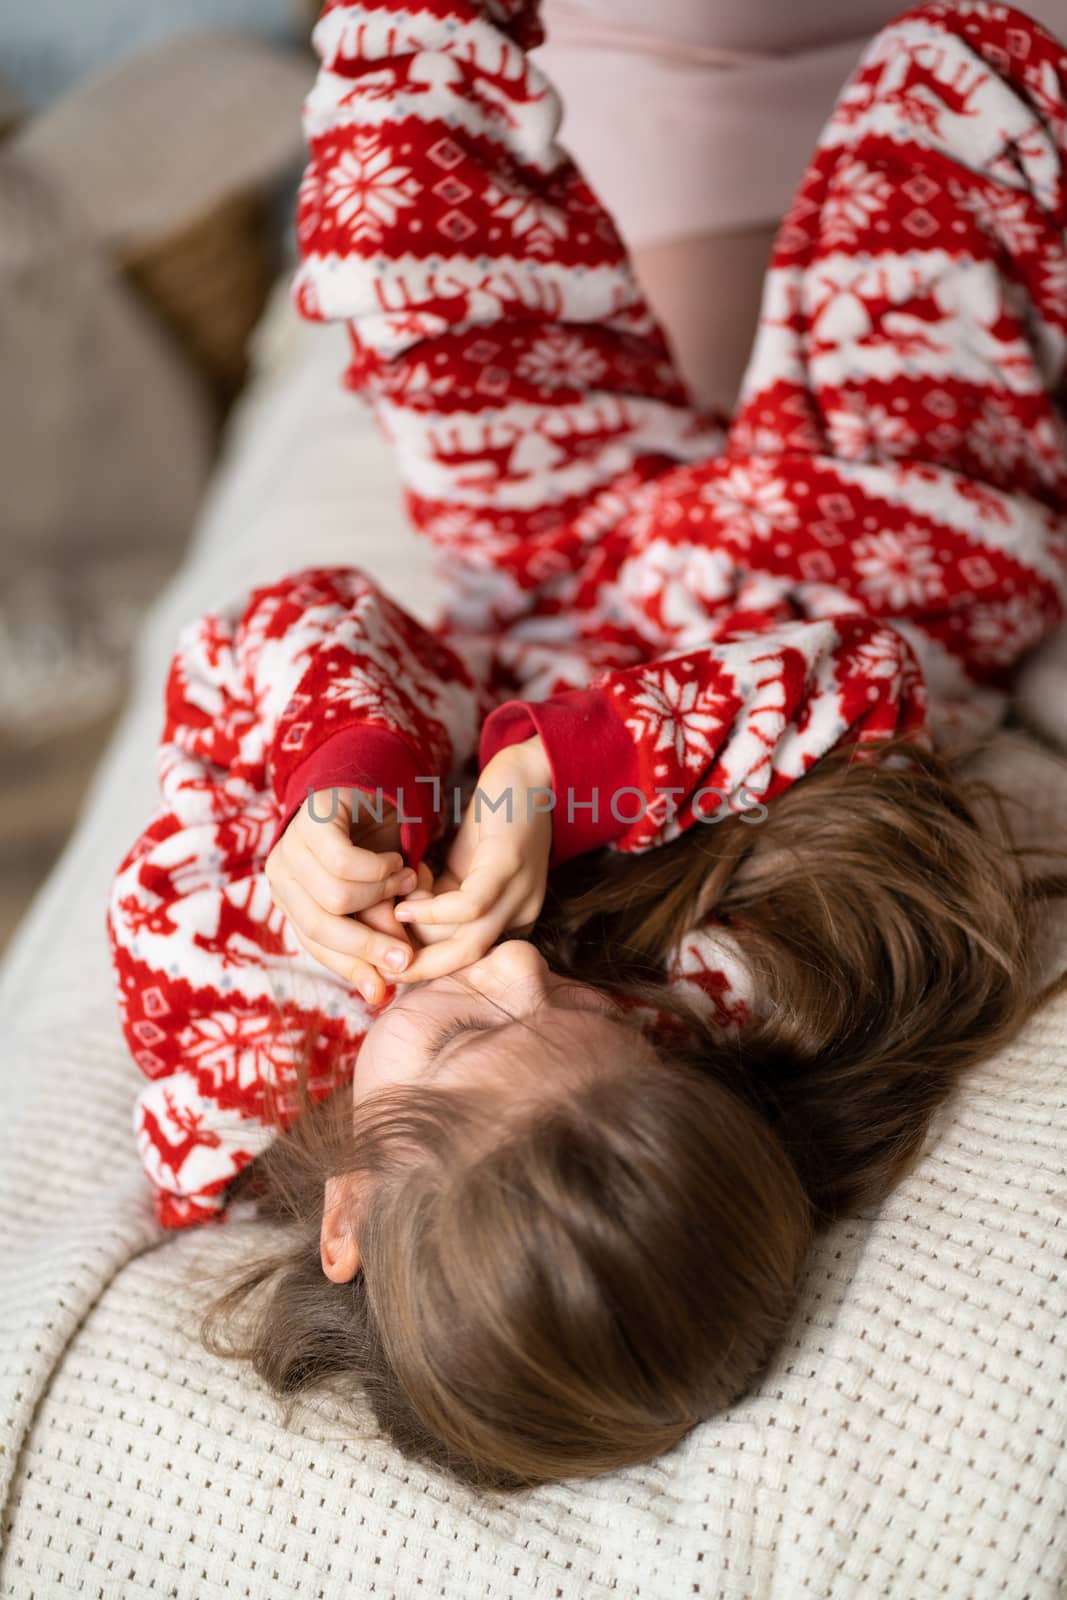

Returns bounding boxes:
[108,0,1067,1227]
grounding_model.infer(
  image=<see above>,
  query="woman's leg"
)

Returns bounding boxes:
[712,0,1067,749]
[628,229,778,414]
[728,1,1067,505]
[537,0,913,410]
[541,1,1067,424]
[576,2,1067,750]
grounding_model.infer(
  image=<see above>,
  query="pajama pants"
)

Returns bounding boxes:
[108,1,1067,1227]
[539,0,1067,406]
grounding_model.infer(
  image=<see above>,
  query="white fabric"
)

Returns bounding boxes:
[2,278,1067,1599]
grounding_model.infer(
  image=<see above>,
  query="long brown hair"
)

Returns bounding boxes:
[202,734,1066,1492]
[539,734,1066,1221]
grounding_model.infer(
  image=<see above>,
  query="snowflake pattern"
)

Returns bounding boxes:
[967,396,1026,474]
[483,175,569,256]
[843,627,910,682]
[825,398,919,460]
[320,665,409,724]
[515,331,607,390]
[956,183,1047,257]
[966,594,1051,666]
[853,526,949,612]
[697,461,799,543]
[620,667,733,771]
[821,160,896,247]
[110,1,1067,1227]
[324,133,421,244]
[177,1010,300,1100]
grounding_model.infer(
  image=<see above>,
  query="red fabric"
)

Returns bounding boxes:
[271,722,438,865]
[108,0,1067,1226]
[479,690,641,864]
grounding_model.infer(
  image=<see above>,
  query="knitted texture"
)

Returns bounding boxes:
[106,0,1067,1226]
[2,259,1067,1600]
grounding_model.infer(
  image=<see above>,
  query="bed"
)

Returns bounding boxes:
[2,277,1066,1600]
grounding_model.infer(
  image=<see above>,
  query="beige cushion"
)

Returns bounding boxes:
[0,149,212,734]
[0,31,314,737]
[12,30,312,254]
[0,283,1065,1596]
[0,72,23,137]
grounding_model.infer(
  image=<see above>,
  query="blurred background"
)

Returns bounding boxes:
[5,0,1067,959]
[0,0,321,953]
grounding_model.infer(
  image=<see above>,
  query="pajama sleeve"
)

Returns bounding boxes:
[293,0,725,622]
[107,564,482,1229]
[159,565,480,864]
[483,1,1067,861]
[480,608,929,863]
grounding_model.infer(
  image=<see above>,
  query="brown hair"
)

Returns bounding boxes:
[202,735,1066,1491]
[539,734,1066,1222]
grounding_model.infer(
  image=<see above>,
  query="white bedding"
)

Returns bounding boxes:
[2,278,1067,1600]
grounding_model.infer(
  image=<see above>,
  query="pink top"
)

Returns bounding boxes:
[536,0,1067,243]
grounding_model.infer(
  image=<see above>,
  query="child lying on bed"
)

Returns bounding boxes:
[108,0,1067,1491]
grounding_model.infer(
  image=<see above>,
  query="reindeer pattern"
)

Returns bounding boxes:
[108,0,1067,1226]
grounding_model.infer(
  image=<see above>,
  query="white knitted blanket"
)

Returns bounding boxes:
[2,280,1066,1600]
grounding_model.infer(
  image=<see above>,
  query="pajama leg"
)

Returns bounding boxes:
[586,1,1067,727]
[477,11,1067,919]
[730,0,1067,501]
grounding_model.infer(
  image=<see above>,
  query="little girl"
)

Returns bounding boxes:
[108,0,1067,1489]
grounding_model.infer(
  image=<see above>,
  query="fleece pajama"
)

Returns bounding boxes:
[108,0,1067,1226]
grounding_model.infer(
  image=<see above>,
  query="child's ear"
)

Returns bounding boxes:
[320,1173,362,1283]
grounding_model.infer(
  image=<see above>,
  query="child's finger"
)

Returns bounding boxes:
[291,835,417,914]
[301,808,406,882]
[281,878,415,977]
[392,913,503,985]
[358,896,414,943]
[297,900,419,1004]
[395,849,507,927]
[394,885,488,926]
[294,930,392,1007]
[388,887,458,947]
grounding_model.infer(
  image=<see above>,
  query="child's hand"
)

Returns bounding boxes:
[391,735,553,983]
[265,789,423,1005]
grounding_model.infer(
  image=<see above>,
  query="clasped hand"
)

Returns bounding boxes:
[265,736,553,1002]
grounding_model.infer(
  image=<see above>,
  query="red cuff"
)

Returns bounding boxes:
[479,689,640,866]
[267,724,438,866]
